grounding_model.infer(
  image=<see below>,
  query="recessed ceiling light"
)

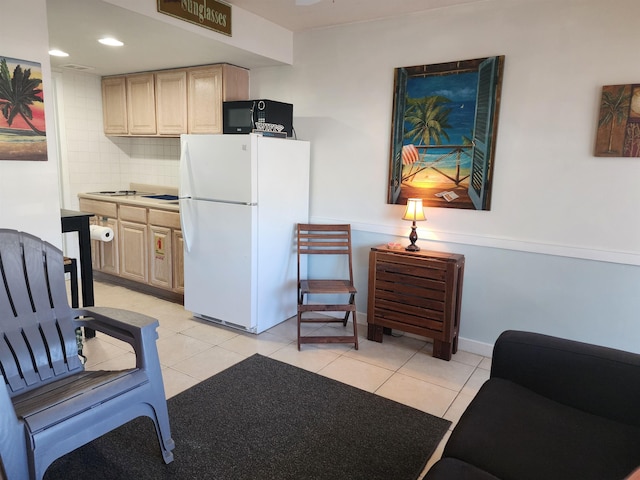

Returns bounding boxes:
[98,37,124,47]
[49,49,69,57]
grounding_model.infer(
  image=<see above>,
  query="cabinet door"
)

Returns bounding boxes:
[172,229,184,293]
[221,64,249,101]
[100,217,119,274]
[149,225,172,289]
[102,76,128,135]
[187,65,223,134]
[119,221,148,282]
[127,73,156,135]
[156,70,187,135]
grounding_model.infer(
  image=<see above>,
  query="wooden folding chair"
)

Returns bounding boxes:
[296,224,358,350]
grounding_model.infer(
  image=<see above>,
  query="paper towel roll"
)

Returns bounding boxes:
[90,225,114,242]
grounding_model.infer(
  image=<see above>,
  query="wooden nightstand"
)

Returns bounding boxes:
[366,246,465,360]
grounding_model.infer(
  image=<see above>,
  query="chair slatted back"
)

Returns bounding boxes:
[0,230,82,396]
[297,224,354,282]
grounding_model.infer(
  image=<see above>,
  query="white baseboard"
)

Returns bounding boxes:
[458,337,494,358]
[319,311,495,358]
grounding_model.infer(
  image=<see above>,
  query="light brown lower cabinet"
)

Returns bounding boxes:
[99,217,119,275]
[88,216,119,274]
[119,220,149,283]
[79,198,183,294]
[149,225,172,290]
[172,230,184,293]
[79,198,119,275]
[148,209,183,293]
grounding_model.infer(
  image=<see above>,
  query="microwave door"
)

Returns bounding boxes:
[224,101,255,134]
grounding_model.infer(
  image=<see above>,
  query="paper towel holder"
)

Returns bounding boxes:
[89,224,114,242]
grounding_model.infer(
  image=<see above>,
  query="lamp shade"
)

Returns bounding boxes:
[402,198,426,222]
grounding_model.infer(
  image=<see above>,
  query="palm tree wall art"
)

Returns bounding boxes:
[0,56,48,161]
[595,84,640,157]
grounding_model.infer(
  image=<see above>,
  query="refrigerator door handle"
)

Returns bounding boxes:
[180,198,193,253]
[180,141,194,253]
[180,141,193,199]
[190,197,256,206]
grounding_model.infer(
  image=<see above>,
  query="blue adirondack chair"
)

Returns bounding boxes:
[0,229,174,479]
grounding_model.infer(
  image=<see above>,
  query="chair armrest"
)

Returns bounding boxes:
[72,307,161,369]
[0,378,29,479]
[491,330,640,426]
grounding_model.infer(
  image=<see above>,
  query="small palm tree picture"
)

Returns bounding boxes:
[594,84,640,157]
[0,56,47,161]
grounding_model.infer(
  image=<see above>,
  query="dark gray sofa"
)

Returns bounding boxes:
[424,330,640,480]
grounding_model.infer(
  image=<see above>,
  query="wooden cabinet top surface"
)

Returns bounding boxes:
[371,246,464,263]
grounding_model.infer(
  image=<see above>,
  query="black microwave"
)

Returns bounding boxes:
[223,100,293,137]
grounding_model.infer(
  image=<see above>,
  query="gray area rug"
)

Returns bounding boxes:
[44,354,450,480]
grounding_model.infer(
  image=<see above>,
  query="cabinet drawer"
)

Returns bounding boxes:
[148,209,180,229]
[119,205,147,223]
[79,198,117,218]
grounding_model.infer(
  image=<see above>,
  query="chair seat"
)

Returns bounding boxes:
[13,368,144,434]
[300,279,357,295]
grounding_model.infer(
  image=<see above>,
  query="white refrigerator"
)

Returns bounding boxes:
[179,133,310,333]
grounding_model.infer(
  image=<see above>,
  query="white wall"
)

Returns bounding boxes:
[47,0,640,354]
[0,0,62,246]
[250,0,640,354]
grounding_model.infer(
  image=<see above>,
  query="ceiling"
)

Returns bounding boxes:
[226,0,488,32]
[46,0,488,76]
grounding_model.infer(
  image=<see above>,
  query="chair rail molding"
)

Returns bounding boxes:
[310,217,640,267]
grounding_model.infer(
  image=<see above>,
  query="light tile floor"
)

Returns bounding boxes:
[79,281,491,478]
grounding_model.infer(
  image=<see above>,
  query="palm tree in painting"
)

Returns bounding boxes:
[598,86,630,154]
[404,95,453,146]
[0,58,45,135]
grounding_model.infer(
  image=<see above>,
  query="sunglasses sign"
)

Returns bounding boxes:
[157,0,232,37]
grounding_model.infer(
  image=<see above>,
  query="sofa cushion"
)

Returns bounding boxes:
[424,458,501,480]
[444,378,640,480]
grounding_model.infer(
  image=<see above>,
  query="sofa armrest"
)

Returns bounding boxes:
[491,330,640,427]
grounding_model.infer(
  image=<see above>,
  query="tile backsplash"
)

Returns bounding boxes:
[57,70,180,210]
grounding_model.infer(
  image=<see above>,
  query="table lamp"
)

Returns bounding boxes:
[402,198,426,251]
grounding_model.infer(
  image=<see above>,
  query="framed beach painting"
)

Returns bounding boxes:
[388,56,504,210]
[0,56,47,161]
[595,84,640,157]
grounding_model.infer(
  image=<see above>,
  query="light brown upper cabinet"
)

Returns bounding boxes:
[102,76,128,135]
[126,73,157,135]
[102,63,249,136]
[187,64,249,134]
[156,70,188,135]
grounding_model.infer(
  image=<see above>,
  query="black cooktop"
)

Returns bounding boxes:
[90,190,146,196]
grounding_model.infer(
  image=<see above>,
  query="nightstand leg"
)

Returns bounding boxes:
[367,324,383,342]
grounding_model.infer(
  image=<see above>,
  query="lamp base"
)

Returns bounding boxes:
[406,223,420,251]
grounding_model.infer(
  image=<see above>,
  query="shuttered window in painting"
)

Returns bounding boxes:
[468,56,498,210]
[389,67,408,204]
